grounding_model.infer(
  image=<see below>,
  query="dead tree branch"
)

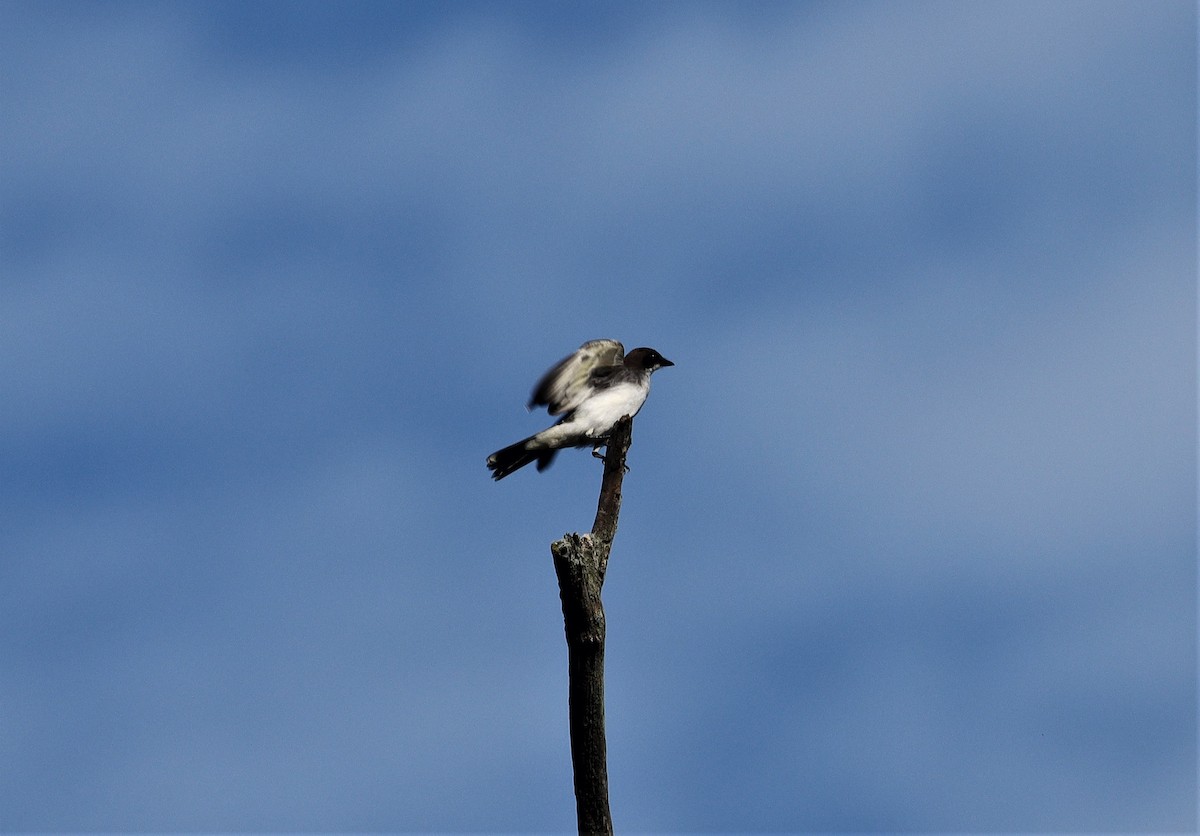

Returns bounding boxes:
[550,415,633,835]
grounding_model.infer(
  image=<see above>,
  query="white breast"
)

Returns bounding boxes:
[571,380,650,438]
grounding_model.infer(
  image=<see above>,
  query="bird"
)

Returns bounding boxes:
[487,339,674,481]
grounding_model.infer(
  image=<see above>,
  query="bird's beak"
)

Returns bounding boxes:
[660,357,674,368]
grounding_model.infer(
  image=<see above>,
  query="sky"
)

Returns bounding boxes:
[1,0,1196,832]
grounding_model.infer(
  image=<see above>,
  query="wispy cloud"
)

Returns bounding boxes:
[1,1,1193,831]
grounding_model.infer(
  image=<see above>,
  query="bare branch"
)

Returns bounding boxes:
[550,415,633,835]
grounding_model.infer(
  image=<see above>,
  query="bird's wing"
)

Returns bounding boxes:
[527,339,624,415]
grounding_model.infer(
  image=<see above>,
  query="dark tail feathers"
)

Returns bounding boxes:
[486,437,558,481]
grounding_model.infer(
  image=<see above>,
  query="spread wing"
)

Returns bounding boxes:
[527,339,624,415]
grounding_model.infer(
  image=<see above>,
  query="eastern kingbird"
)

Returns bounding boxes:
[487,339,674,481]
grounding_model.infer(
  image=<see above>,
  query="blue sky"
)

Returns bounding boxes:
[1,1,1195,831]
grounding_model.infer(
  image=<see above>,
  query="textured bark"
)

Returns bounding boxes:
[550,415,632,835]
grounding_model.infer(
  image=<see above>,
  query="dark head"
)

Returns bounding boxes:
[623,347,674,372]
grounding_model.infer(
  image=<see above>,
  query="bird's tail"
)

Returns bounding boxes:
[486,436,558,481]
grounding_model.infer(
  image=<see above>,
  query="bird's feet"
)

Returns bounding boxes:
[592,444,630,473]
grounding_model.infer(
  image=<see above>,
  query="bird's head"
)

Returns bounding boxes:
[624,347,674,372]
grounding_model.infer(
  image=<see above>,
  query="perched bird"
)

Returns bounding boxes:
[487,339,674,481]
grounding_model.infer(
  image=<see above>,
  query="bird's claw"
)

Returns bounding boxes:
[592,446,629,473]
